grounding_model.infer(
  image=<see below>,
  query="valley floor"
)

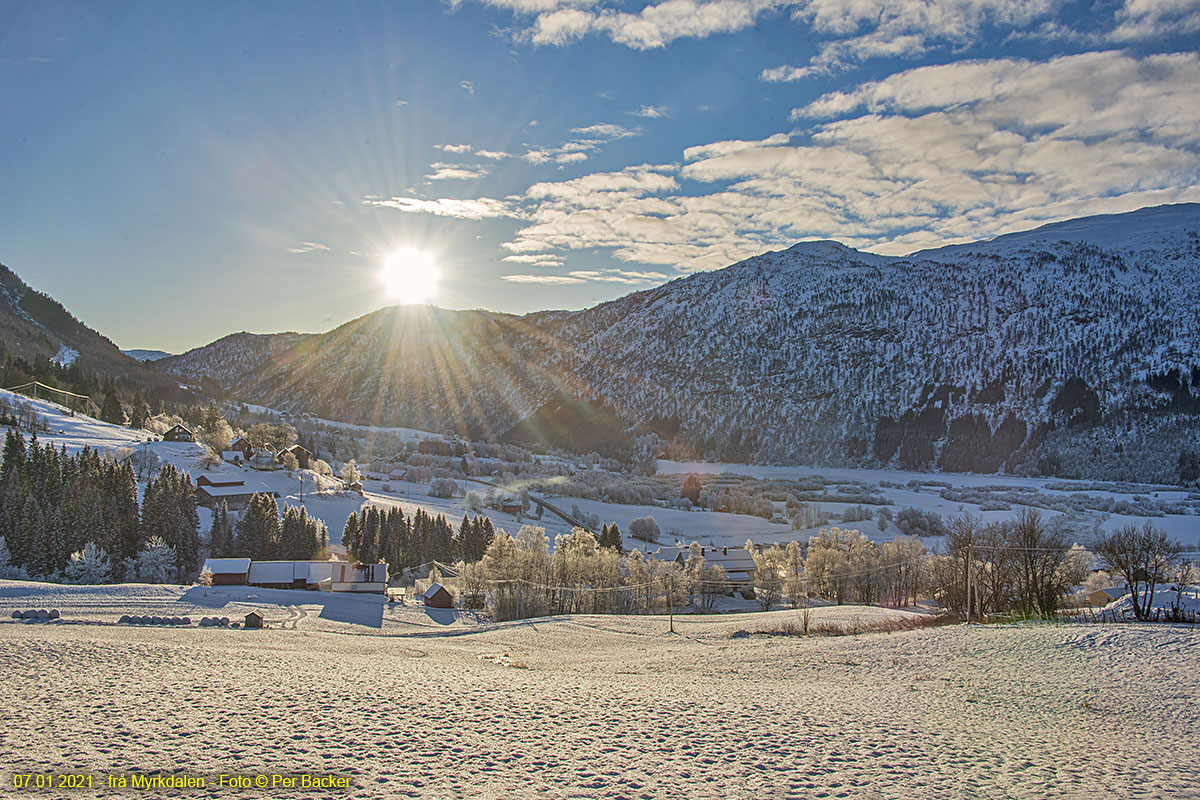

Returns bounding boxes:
[2,586,1199,799]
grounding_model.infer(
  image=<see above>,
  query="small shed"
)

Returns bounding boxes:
[244,610,264,629]
[162,424,195,442]
[423,583,454,609]
[1086,587,1126,607]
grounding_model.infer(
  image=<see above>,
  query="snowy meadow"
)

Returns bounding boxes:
[2,581,1199,799]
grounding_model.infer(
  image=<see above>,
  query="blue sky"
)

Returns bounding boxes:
[2,0,1198,353]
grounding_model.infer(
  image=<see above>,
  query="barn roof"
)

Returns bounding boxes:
[423,582,448,599]
[248,562,297,584]
[203,558,251,575]
[196,473,245,487]
[196,483,278,498]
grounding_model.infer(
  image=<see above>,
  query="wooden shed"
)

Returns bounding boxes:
[244,611,264,629]
[423,583,454,609]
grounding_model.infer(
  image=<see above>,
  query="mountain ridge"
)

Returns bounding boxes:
[12,203,1200,480]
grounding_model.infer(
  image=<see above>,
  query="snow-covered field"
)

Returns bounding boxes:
[660,460,1200,545]
[2,581,1198,799]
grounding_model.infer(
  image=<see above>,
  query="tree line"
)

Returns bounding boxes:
[0,429,199,582]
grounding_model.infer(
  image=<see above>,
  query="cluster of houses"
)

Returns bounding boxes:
[645,544,759,598]
[203,557,388,593]
[160,425,313,472]
[220,436,313,471]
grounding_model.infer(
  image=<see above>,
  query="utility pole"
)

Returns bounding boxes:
[668,575,675,634]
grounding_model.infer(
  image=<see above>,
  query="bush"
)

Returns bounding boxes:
[629,516,660,543]
[429,478,460,498]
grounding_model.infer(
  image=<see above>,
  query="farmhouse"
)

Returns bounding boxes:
[278,444,313,469]
[423,583,454,608]
[193,477,280,511]
[651,545,758,596]
[203,557,251,585]
[200,558,387,593]
[162,424,195,443]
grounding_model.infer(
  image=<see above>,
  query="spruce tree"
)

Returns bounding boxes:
[100,391,126,425]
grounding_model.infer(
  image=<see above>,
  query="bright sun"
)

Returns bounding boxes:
[381,247,440,304]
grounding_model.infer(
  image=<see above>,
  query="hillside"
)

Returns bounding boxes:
[126,204,1200,478]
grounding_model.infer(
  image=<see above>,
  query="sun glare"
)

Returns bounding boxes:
[381,247,440,304]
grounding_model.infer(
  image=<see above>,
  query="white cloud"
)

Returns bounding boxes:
[459,80,476,94]
[630,104,669,118]
[287,242,331,254]
[370,51,1200,271]
[477,149,513,160]
[362,196,516,219]
[501,273,588,284]
[435,143,474,154]
[394,99,410,106]
[425,162,492,181]
[500,267,672,284]
[502,254,566,265]
[570,122,638,138]
[1111,0,1200,41]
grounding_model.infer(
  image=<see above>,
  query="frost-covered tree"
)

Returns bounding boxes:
[340,460,361,485]
[134,537,177,584]
[199,565,214,595]
[750,543,787,611]
[63,541,113,584]
[429,477,459,498]
[629,516,660,543]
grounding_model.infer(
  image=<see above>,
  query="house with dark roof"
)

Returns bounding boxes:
[162,424,195,443]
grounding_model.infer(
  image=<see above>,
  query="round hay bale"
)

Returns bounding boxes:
[219,617,230,627]
[199,617,211,627]
[48,609,60,619]
[232,622,240,628]
[11,611,21,619]
[181,617,191,625]
[21,610,37,619]
[36,609,50,620]
[118,615,131,624]
[151,616,163,625]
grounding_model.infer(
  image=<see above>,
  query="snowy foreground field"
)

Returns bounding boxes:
[2,583,1199,799]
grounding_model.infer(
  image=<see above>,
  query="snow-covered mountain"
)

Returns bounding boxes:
[121,348,174,362]
[160,203,1200,477]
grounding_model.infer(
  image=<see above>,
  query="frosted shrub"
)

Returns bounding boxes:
[63,542,113,585]
[629,516,660,543]
[134,537,177,584]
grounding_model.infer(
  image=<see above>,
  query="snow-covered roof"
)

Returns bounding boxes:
[203,558,251,575]
[196,483,277,498]
[196,473,245,487]
[247,562,297,584]
[1091,587,1126,600]
[423,583,448,599]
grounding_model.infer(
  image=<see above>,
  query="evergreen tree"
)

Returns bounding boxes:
[235,493,281,559]
[209,501,234,558]
[100,391,126,425]
[128,391,151,430]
